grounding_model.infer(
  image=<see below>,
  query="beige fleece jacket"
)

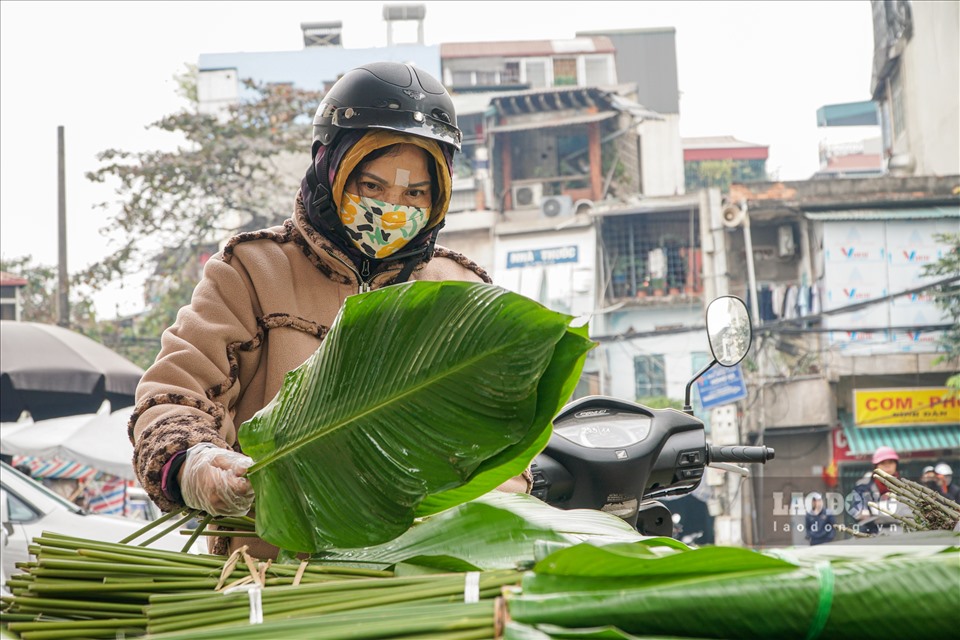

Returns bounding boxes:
[129,194,530,557]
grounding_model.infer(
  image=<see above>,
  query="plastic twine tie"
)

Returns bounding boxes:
[247,586,263,624]
[805,561,835,640]
[222,583,264,625]
[464,571,481,603]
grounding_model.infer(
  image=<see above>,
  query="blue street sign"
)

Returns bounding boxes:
[696,363,748,410]
[506,246,578,269]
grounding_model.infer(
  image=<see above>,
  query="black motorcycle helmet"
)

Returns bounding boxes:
[311,61,461,157]
[302,62,461,276]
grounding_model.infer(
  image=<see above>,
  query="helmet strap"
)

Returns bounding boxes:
[303,150,337,234]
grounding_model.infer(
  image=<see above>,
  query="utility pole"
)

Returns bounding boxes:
[57,125,69,327]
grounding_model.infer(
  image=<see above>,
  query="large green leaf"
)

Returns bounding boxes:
[417,323,593,515]
[313,491,643,571]
[238,281,594,552]
[531,540,796,580]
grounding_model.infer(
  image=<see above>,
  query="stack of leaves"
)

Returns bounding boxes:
[237,281,595,553]
[503,537,960,639]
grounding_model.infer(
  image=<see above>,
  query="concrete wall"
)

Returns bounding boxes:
[899,1,960,175]
[637,114,685,196]
[601,305,708,401]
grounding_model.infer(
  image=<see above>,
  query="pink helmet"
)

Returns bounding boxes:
[871,446,899,465]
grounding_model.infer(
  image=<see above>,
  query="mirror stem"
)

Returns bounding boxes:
[683,357,718,416]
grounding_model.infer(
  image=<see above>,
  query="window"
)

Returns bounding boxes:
[525,61,547,88]
[475,71,497,86]
[602,214,702,300]
[502,61,521,85]
[634,354,666,399]
[5,490,39,522]
[691,352,711,375]
[451,70,473,86]
[553,57,578,86]
[584,57,611,85]
[557,133,590,180]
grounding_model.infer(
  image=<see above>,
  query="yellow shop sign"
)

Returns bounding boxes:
[854,388,960,427]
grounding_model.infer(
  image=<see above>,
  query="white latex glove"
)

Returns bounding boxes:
[179,443,255,516]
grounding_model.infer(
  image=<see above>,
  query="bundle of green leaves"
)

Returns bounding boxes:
[506,534,960,639]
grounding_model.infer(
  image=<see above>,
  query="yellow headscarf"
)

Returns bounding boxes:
[331,130,452,231]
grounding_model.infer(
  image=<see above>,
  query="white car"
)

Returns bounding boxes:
[1,461,204,589]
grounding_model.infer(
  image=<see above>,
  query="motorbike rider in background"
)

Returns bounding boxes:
[851,446,905,535]
[933,463,960,502]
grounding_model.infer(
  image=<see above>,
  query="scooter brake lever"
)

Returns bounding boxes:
[708,462,750,477]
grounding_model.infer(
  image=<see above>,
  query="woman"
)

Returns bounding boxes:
[851,446,901,535]
[128,62,531,558]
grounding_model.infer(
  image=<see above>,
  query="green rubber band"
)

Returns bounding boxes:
[805,561,835,640]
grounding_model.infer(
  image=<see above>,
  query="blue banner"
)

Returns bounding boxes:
[506,246,579,269]
[696,363,748,410]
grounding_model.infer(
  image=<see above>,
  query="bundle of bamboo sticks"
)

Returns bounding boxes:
[871,468,960,532]
[1,530,519,639]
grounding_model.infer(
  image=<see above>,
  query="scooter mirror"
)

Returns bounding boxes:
[705,296,752,367]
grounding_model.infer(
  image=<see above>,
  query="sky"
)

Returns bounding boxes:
[0,0,877,318]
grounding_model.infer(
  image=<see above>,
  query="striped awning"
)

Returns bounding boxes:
[12,455,96,481]
[840,424,960,456]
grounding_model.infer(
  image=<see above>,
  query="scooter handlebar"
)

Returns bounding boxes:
[708,444,775,464]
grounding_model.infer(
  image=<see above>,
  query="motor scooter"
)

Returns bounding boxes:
[530,295,775,536]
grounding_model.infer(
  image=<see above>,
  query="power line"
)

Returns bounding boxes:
[590,274,958,343]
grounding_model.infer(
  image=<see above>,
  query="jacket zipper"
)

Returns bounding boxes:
[359,259,371,293]
[325,249,374,294]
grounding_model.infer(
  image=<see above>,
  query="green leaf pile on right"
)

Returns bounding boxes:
[505,534,960,640]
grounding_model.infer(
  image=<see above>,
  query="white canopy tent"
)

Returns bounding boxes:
[0,410,136,480]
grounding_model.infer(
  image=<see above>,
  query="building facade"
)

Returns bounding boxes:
[716,176,959,546]
[870,0,960,176]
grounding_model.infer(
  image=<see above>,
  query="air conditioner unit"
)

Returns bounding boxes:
[512,184,542,209]
[540,195,574,218]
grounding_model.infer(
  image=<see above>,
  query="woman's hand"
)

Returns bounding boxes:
[178,443,255,516]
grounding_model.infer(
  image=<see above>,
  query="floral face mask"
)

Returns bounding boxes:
[339,192,431,259]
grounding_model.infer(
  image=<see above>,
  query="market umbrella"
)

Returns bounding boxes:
[0,409,136,480]
[0,321,144,422]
